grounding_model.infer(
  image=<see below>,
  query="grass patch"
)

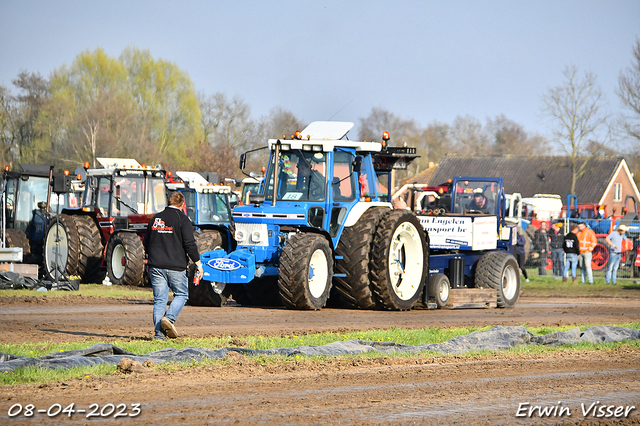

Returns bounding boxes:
[3,323,639,385]
[521,274,640,297]
[0,284,153,299]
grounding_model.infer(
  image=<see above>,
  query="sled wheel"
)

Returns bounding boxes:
[591,238,608,270]
[334,206,388,309]
[187,262,227,306]
[429,273,450,308]
[42,214,80,281]
[74,215,104,283]
[370,210,428,311]
[106,232,145,286]
[475,251,521,308]
[278,233,333,310]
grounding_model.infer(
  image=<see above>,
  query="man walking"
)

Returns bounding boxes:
[577,222,597,284]
[144,192,203,340]
[605,224,629,285]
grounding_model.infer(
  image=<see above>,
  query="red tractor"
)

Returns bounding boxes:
[48,158,167,285]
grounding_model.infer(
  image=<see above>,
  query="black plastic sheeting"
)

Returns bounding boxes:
[0,271,77,291]
[2,325,639,373]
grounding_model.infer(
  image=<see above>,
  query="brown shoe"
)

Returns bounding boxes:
[160,317,178,339]
[572,277,577,284]
[563,277,567,283]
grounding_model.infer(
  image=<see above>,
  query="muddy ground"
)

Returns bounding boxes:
[1,294,640,424]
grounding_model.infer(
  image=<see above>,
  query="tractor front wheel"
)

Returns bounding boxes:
[429,273,450,308]
[42,215,80,281]
[187,263,228,306]
[106,233,145,286]
[278,233,333,310]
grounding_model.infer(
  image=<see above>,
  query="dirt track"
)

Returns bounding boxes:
[2,294,640,424]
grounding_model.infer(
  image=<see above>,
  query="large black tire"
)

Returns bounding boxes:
[194,229,223,256]
[475,251,521,308]
[429,273,450,308]
[370,210,428,311]
[278,233,333,310]
[187,263,228,306]
[74,215,104,283]
[42,214,81,281]
[4,228,31,258]
[333,207,388,309]
[106,232,145,286]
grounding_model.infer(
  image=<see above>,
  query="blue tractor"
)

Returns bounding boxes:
[201,121,429,310]
[417,177,521,308]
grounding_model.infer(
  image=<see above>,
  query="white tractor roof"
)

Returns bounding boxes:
[300,121,354,140]
[97,158,140,168]
[174,171,230,194]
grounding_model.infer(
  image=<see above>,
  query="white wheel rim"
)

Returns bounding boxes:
[388,222,424,300]
[308,248,329,299]
[45,224,69,274]
[439,279,450,302]
[502,263,518,300]
[111,243,126,279]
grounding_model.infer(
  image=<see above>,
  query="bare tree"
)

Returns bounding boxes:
[451,115,490,155]
[617,38,640,142]
[485,114,550,155]
[542,65,610,194]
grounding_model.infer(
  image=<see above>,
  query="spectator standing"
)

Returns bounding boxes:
[549,221,565,277]
[516,227,529,282]
[563,224,580,283]
[577,222,597,284]
[605,224,629,285]
[533,222,550,276]
[144,191,203,340]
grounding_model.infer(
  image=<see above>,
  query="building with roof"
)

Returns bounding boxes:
[428,154,640,216]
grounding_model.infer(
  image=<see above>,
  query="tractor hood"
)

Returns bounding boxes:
[232,202,308,226]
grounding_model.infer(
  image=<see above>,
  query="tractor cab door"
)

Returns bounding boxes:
[327,150,357,238]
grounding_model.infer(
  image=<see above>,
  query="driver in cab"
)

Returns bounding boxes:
[468,188,493,214]
[296,159,325,200]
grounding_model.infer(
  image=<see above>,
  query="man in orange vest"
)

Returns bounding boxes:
[577,222,597,284]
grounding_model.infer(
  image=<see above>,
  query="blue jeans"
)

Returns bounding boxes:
[578,251,593,284]
[564,253,578,278]
[605,252,622,284]
[551,248,564,276]
[151,267,188,339]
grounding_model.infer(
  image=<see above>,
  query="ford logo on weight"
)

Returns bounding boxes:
[207,258,242,271]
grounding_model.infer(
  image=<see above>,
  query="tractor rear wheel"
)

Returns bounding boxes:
[42,214,80,281]
[278,233,333,310]
[74,215,104,283]
[187,263,228,306]
[4,229,31,259]
[370,210,428,311]
[194,229,223,256]
[429,273,450,308]
[475,251,521,308]
[106,233,145,286]
[333,207,388,309]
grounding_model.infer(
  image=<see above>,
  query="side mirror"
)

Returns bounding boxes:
[353,156,363,174]
[239,153,247,171]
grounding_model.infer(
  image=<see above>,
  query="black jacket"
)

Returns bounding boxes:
[144,206,199,271]
[563,232,580,256]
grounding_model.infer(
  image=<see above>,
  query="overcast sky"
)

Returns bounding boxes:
[1,1,639,141]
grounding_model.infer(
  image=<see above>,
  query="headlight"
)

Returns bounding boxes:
[251,231,262,242]
[235,230,245,242]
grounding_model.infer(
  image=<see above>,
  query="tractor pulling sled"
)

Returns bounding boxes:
[199,121,521,310]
